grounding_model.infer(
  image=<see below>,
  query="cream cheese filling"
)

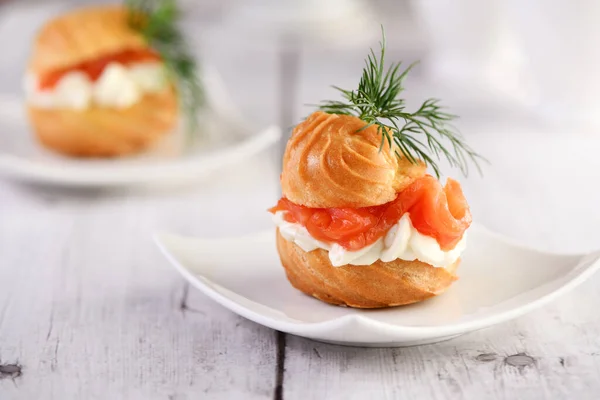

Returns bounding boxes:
[24,62,168,111]
[273,211,466,268]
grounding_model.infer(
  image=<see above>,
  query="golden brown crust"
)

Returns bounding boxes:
[276,230,458,308]
[28,5,147,76]
[281,111,426,208]
[27,89,178,157]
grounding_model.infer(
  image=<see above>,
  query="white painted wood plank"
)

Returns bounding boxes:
[278,128,600,400]
[283,275,600,400]
[0,3,283,397]
[0,154,280,400]
[283,50,600,399]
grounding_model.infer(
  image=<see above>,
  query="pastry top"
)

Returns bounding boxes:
[281,111,426,208]
[28,5,148,76]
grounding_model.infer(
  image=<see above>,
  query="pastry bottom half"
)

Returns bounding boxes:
[276,230,459,308]
[27,88,178,157]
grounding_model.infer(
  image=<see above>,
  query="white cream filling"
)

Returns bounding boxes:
[24,62,168,110]
[273,211,467,268]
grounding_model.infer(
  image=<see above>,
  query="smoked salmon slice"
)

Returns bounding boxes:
[38,48,161,90]
[269,175,471,251]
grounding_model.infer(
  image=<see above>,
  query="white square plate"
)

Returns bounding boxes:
[154,224,600,347]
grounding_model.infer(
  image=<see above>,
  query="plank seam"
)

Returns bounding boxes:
[273,330,286,400]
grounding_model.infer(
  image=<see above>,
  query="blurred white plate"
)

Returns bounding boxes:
[154,225,600,347]
[0,68,280,187]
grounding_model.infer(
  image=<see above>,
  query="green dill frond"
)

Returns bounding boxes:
[126,0,203,137]
[318,27,485,177]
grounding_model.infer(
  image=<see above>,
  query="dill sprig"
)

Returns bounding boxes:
[126,0,203,137]
[318,28,485,177]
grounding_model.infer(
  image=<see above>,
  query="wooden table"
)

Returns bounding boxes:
[1,2,600,399]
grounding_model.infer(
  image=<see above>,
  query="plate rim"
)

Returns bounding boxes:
[0,125,280,186]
